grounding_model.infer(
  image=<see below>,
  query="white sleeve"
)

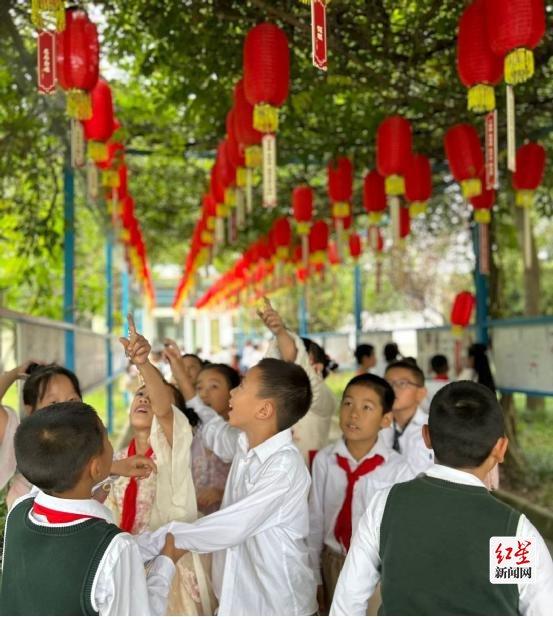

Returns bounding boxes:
[145,461,304,554]
[308,452,327,585]
[351,478,369,536]
[330,488,390,616]
[187,395,240,463]
[517,515,553,616]
[95,534,175,616]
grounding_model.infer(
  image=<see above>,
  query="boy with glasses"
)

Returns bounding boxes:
[383,360,434,474]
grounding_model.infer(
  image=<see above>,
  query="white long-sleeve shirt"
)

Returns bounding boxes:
[4,490,175,616]
[308,434,414,583]
[137,395,318,616]
[330,464,553,616]
[380,406,434,474]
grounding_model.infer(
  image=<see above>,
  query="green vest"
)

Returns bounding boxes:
[379,475,520,616]
[0,497,122,616]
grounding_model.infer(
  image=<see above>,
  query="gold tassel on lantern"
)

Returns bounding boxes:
[505,48,534,86]
[474,209,491,224]
[460,178,482,199]
[408,201,427,217]
[385,175,405,196]
[88,141,109,162]
[253,104,279,133]
[66,90,92,121]
[245,146,262,168]
[101,170,120,188]
[31,0,65,31]
[467,84,496,113]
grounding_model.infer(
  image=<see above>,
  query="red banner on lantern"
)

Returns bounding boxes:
[485,110,498,190]
[37,31,57,94]
[311,0,327,71]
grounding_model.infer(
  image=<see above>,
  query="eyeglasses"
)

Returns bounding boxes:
[387,379,421,391]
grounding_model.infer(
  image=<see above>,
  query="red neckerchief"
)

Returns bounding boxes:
[32,502,97,523]
[334,453,385,551]
[435,375,449,381]
[120,439,153,533]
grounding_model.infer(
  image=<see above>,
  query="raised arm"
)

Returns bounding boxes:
[120,314,174,446]
[162,339,195,402]
[0,360,40,443]
[257,297,298,362]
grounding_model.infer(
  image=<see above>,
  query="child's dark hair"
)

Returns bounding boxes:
[429,381,504,467]
[14,401,104,493]
[165,381,200,428]
[385,359,426,386]
[301,338,337,379]
[384,342,401,363]
[468,343,496,394]
[354,344,375,365]
[256,358,312,431]
[182,353,206,367]
[343,373,395,413]
[22,364,82,411]
[430,354,449,375]
[199,363,241,390]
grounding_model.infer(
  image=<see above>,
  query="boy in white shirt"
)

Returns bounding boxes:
[0,401,181,616]
[421,354,450,413]
[308,373,414,613]
[383,360,434,474]
[331,381,553,616]
[140,346,318,616]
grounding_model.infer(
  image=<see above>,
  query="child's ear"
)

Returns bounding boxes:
[422,424,432,450]
[490,436,509,464]
[416,386,428,404]
[256,400,276,422]
[88,455,104,483]
[380,410,393,430]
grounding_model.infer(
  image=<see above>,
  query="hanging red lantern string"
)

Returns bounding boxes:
[377,116,412,244]
[226,108,247,229]
[485,0,546,170]
[328,156,353,262]
[470,174,495,275]
[363,170,386,256]
[243,23,290,208]
[83,78,115,162]
[399,206,411,243]
[327,241,340,266]
[292,185,314,268]
[405,154,432,217]
[349,233,362,261]
[512,142,547,267]
[444,123,484,198]
[450,291,475,374]
[56,7,99,120]
[309,220,329,281]
[457,0,503,114]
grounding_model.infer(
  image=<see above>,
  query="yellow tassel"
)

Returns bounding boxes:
[461,178,482,199]
[236,167,248,187]
[332,202,350,218]
[253,104,279,133]
[216,204,230,218]
[474,209,491,224]
[31,0,66,32]
[224,188,236,207]
[66,90,92,120]
[276,247,289,260]
[368,212,382,225]
[296,222,310,235]
[515,190,534,208]
[505,48,534,86]
[206,216,216,231]
[87,141,108,162]
[467,84,496,113]
[101,170,119,188]
[310,251,326,265]
[201,231,214,245]
[409,201,427,217]
[385,175,405,196]
[245,146,262,168]
[451,325,464,338]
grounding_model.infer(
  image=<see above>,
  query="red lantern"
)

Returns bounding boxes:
[272,217,292,259]
[376,116,412,196]
[444,124,484,198]
[512,142,546,206]
[470,182,495,223]
[363,170,387,224]
[243,23,290,133]
[56,7,99,119]
[202,194,217,231]
[83,78,115,161]
[457,0,503,112]
[309,220,329,265]
[328,241,340,266]
[349,233,362,260]
[226,110,246,176]
[292,186,314,234]
[233,79,263,168]
[117,164,128,201]
[328,157,353,211]
[485,0,546,85]
[405,154,432,217]
[399,207,411,240]
[451,291,475,329]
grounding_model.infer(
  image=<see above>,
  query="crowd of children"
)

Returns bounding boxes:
[0,304,552,616]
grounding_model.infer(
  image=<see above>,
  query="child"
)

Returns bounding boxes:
[191,362,239,514]
[421,354,450,413]
[181,353,205,385]
[1,362,155,508]
[383,360,434,475]
[140,347,318,616]
[0,401,181,615]
[309,374,414,614]
[107,316,214,615]
[458,342,497,393]
[354,344,377,375]
[258,298,338,462]
[330,381,553,615]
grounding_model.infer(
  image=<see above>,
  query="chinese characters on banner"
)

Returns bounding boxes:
[490,536,537,584]
[485,111,498,190]
[37,31,57,94]
[311,0,327,71]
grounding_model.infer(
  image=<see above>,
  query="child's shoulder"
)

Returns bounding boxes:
[312,439,342,466]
